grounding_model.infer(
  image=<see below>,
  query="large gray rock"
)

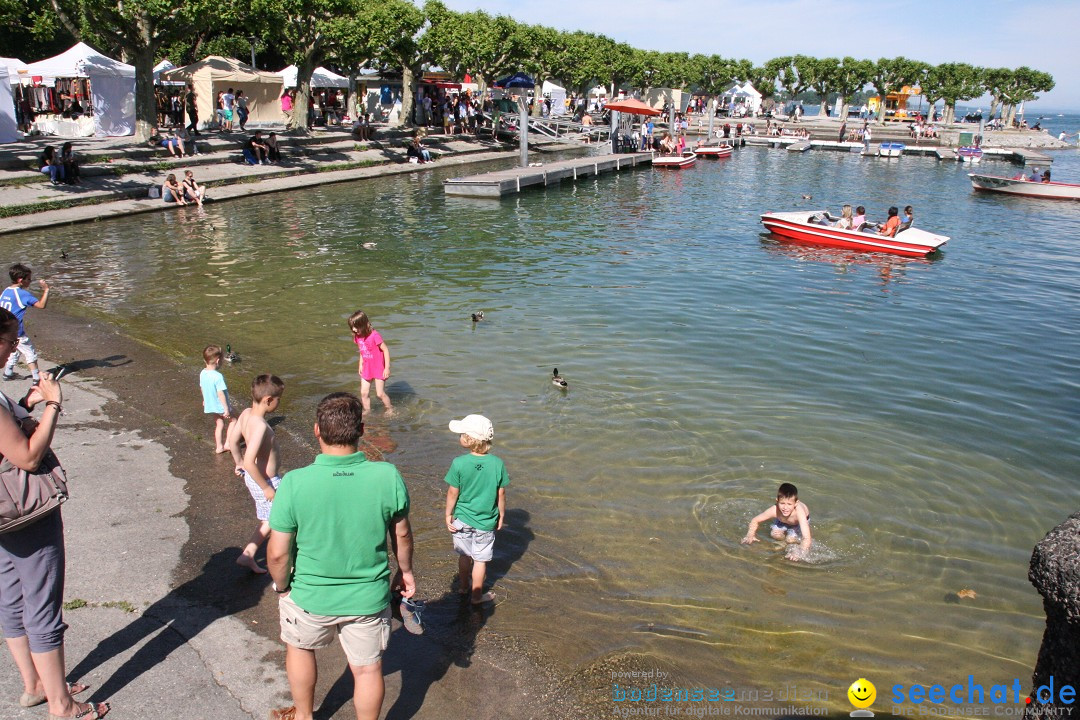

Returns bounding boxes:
[1024,511,1080,720]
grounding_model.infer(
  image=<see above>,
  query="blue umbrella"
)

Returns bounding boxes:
[494,72,534,89]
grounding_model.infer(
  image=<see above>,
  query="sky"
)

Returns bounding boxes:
[439,0,1079,111]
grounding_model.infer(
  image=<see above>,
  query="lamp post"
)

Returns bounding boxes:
[247,36,257,69]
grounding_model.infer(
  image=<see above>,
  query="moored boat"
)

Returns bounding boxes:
[969,173,1080,200]
[653,150,697,169]
[878,142,905,157]
[760,211,948,258]
[694,144,733,159]
[957,146,983,163]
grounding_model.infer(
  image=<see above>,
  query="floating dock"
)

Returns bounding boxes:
[744,136,1051,164]
[444,152,653,197]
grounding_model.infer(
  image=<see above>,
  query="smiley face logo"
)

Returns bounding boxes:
[848,678,876,709]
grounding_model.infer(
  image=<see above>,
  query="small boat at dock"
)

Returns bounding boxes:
[969,173,1080,200]
[694,144,733,159]
[653,151,697,169]
[878,142,905,157]
[957,147,983,163]
[760,211,949,258]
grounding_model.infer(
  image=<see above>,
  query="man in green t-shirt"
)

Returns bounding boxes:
[267,392,414,720]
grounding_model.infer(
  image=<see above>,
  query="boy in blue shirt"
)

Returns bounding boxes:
[0,263,49,382]
[199,345,234,453]
[445,414,509,605]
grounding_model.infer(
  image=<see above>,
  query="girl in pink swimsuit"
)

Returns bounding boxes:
[348,310,393,414]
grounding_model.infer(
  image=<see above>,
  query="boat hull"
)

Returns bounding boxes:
[760,211,948,258]
[695,146,733,159]
[878,142,905,157]
[653,152,697,169]
[969,173,1080,200]
[958,147,983,163]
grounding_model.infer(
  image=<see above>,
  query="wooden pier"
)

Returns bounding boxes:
[443,152,653,198]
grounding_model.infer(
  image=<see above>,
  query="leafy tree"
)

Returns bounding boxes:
[359,0,429,126]
[804,57,840,115]
[868,57,923,123]
[773,55,814,104]
[742,62,779,111]
[553,31,607,112]
[831,57,873,120]
[42,0,226,141]
[982,67,1013,122]
[519,24,571,116]
[423,1,527,95]
[998,66,1054,127]
[927,63,984,124]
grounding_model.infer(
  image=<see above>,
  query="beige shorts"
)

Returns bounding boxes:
[278,593,390,666]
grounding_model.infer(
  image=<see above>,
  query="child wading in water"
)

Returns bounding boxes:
[227,374,285,572]
[742,482,813,561]
[445,414,509,605]
[348,310,392,414]
[199,345,234,453]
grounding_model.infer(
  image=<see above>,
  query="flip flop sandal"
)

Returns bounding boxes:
[20,682,90,708]
[48,701,109,720]
[400,597,425,635]
[270,706,297,720]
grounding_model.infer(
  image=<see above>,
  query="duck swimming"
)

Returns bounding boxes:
[225,344,239,363]
[471,311,484,322]
[552,368,567,388]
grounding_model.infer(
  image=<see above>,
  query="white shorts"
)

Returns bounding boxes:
[278,593,390,666]
[244,472,281,521]
[450,518,495,562]
[5,336,37,367]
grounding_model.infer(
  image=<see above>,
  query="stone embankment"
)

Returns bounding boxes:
[1023,511,1080,720]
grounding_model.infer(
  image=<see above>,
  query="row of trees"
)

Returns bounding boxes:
[6,0,1054,140]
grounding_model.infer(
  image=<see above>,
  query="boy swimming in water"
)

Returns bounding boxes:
[741,482,812,560]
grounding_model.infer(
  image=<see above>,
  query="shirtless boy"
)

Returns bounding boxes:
[741,482,812,559]
[227,374,285,573]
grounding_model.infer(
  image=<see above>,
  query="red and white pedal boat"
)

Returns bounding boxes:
[653,151,697,169]
[969,173,1080,200]
[760,211,949,258]
[694,144,733,159]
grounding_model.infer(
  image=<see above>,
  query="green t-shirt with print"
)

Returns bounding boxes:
[444,453,509,532]
[269,452,409,616]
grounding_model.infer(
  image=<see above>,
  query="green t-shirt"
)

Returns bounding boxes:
[444,453,509,531]
[269,452,409,616]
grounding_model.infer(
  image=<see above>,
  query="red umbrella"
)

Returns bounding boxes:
[603,98,662,116]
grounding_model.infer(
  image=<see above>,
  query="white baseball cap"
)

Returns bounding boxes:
[448,414,494,441]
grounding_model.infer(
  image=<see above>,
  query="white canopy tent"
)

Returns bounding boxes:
[163,56,285,127]
[279,65,349,89]
[0,67,18,143]
[24,42,135,136]
[721,81,763,116]
[3,58,27,85]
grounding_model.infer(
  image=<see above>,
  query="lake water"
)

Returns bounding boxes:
[7,142,1080,706]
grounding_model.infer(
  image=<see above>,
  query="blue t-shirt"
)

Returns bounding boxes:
[0,286,38,336]
[199,368,228,414]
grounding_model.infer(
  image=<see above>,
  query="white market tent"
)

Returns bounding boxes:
[3,57,27,85]
[721,81,763,116]
[25,42,135,136]
[0,67,18,143]
[162,56,285,128]
[279,65,348,90]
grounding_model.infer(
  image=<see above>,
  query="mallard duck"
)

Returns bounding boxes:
[225,344,239,363]
[552,368,567,388]
[471,311,484,322]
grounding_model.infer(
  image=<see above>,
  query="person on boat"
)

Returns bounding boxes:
[852,206,867,230]
[897,206,913,232]
[1028,168,1041,182]
[660,133,677,155]
[878,206,901,237]
[1041,169,1051,183]
[834,205,854,230]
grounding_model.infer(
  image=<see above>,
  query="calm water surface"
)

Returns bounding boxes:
[8,144,1080,703]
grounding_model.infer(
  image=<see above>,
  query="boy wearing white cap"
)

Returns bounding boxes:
[445,414,509,605]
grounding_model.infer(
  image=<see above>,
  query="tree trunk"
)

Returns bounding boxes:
[348,75,358,120]
[1005,104,1017,128]
[399,66,417,127]
[839,100,849,121]
[294,55,318,132]
[132,45,157,142]
[818,93,829,116]
[989,98,1001,121]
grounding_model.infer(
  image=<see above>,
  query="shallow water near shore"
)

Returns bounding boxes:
[8,144,1080,706]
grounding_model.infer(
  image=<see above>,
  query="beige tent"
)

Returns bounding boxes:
[162,56,285,128]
